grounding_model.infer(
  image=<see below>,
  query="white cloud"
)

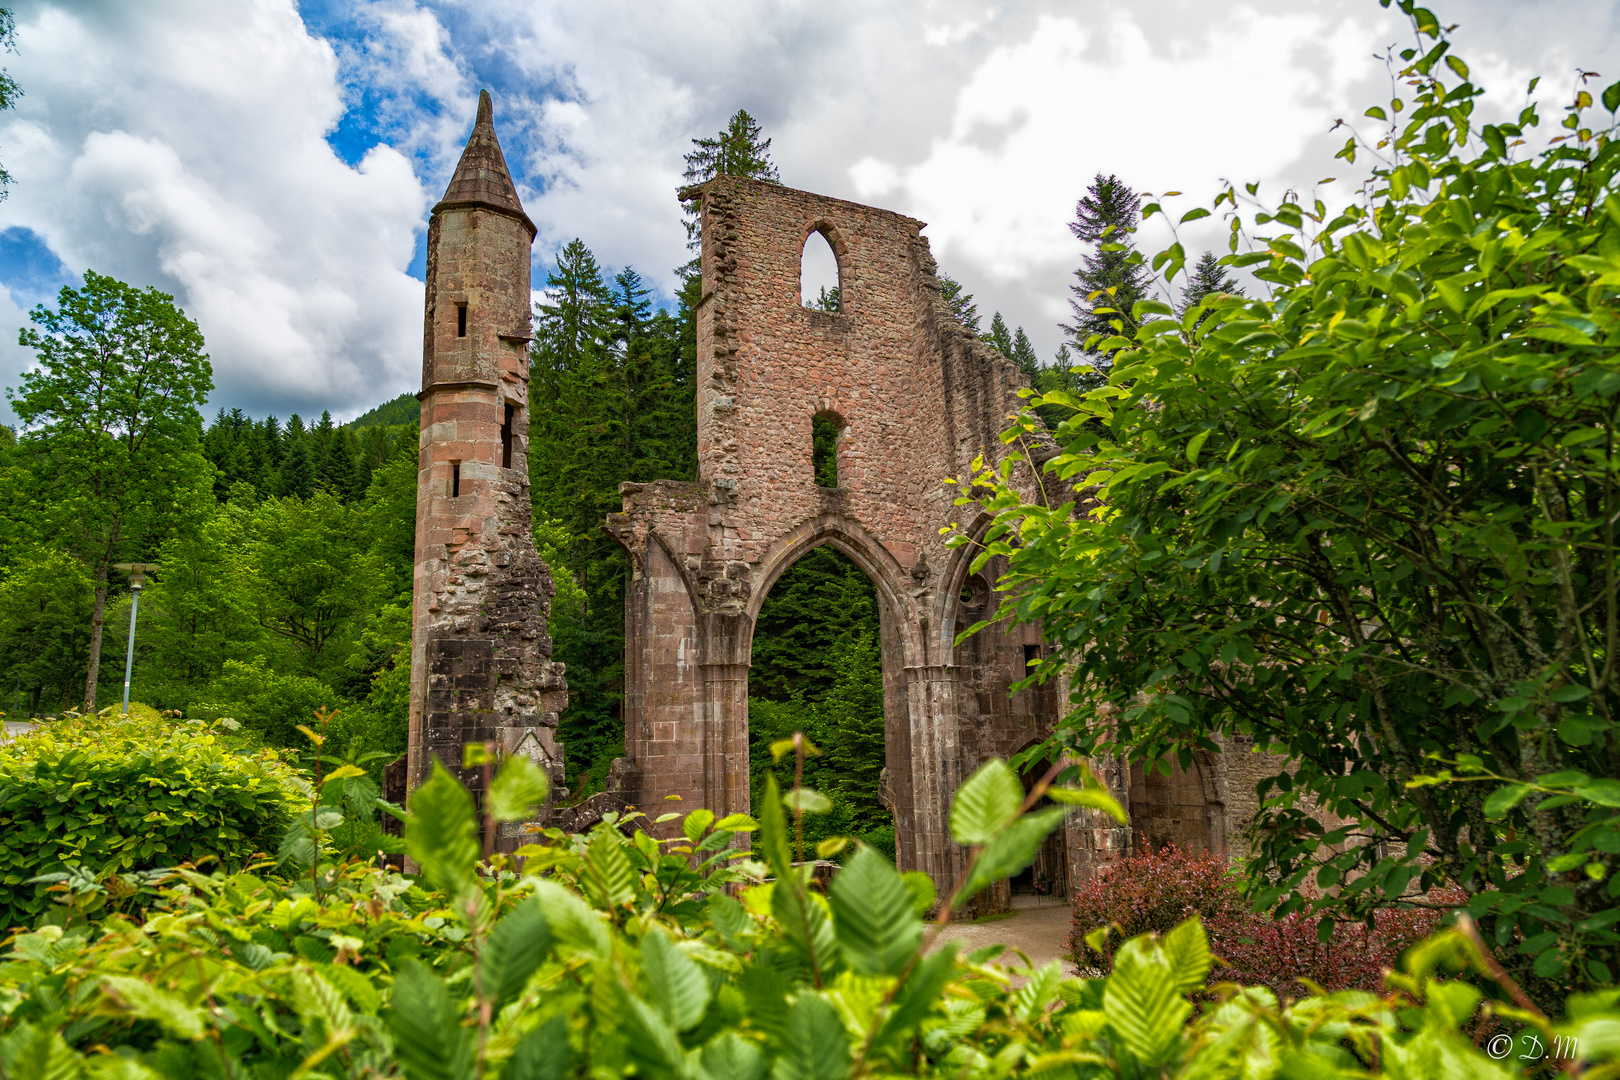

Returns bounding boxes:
[0,0,430,423]
[0,0,1613,422]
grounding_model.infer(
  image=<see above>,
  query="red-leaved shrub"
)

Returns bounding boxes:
[1072,844,1461,998]
[1071,843,1241,953]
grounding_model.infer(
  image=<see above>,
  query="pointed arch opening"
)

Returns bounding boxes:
[748,543,896,861]
[800,228,841,312]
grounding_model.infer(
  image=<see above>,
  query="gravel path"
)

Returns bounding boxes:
[932,895,1075,974]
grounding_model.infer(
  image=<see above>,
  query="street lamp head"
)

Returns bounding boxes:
[113,562,160,589]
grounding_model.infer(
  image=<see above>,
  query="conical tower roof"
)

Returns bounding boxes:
[434,90,534,233]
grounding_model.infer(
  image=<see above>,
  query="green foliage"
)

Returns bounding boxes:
[0,710,304,928]
[346,392,421,430]
[527,240,701,794]
[965,8,1620,1006]
[0,545,93,714]
[1063,172,1151,389]
[2,753,1601,1079]
[9,270,216,711]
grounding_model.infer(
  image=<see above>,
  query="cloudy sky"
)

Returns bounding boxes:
[0,0,1612,425]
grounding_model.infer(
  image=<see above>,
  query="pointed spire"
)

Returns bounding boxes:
[435,89,533,231]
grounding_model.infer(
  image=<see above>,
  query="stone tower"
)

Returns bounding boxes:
[408,90,568,843]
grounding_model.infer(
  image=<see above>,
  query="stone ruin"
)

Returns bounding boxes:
[406,94,1254,893]
[405,91,568,852]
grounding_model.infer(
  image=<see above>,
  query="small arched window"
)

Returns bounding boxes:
[812,413,842,487]
[800,229,841,312]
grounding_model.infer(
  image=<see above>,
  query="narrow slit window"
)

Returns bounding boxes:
[501,405,516,469]
[1024,643,1041,672]
[456,303,468,338]
[812,415,841,487]
[451,460,461,498]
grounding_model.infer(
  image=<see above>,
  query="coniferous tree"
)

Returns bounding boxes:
[1064,173,1150,389]
[984,312,1014,357]
[1177,250,1244,324]
[680,109,781,248]
[937,272,981,332]
[676,108,783,285]
[1011,328,1039,384]
[277,415,314,500]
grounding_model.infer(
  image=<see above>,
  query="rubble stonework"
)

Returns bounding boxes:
[605,177,1096,909]
[407,91,568,848]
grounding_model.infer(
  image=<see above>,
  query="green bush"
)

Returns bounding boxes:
[1,754,1614,1078]
[0,710,306,929]
[188,656,347,748]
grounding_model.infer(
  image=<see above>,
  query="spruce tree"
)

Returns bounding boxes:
[1064,173,1151,388]
[277,415,314,500]
[679,108,782,265]
[1011,328,1039,384]
[1176,250,1244,324]
[937,272,981,332]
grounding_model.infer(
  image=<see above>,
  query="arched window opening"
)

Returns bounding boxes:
[800,229,841,311]
[959,574,989,611]
[812,414,842,487]
[749,544,891,859]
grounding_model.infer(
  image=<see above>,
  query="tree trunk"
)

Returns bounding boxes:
[83,566,108,713]
[81,521,122,713]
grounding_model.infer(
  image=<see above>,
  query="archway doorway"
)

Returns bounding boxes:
[1128,756,1227,857]
[748,544,895,859]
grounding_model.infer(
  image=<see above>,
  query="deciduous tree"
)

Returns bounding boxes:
[9,271,213,710]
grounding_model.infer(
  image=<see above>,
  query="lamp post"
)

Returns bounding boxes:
[112,563,159,717]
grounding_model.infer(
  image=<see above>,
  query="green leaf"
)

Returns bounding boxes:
[784,787,833,814]
[1104,936,1191,1068]
[506,1013,571,1080]
[772,993,851,1080]
[483,897,552,1008]
[958,805,1070,903]
[1185,429,1210,465]
[100,975,205,1039]
[619,991,693,1080]
[2,1028,80,1080]
[531,880,610,959]
[582,829,637,909]
[773,878,839,982]
[682,808,715,843]
[1483,784,1533,819]
[1179,208,1211,224]
[828,846,922,976]
[701,1032,766,1080]
[949,758,1023,846]
[1162,916,1213,993]
[387,961,475,1080]
[1046,785,1128,824]
[1576,780,1620,807]
[758,774,795,879]
[1604,81,1620,113]
[405,760,479,894]
[871,945,957,1053]
[488,754,549,823]
[1012,960,1064,1022]
[901,870,937,917]
[641,928,711,1032]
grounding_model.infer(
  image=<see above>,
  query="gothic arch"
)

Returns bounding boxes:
[745,513,921,663]
[606,177,1056,906]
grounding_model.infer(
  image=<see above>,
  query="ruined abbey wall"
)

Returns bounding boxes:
[606,177,1081,903]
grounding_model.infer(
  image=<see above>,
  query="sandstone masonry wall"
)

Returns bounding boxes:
[408,93,568,849]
